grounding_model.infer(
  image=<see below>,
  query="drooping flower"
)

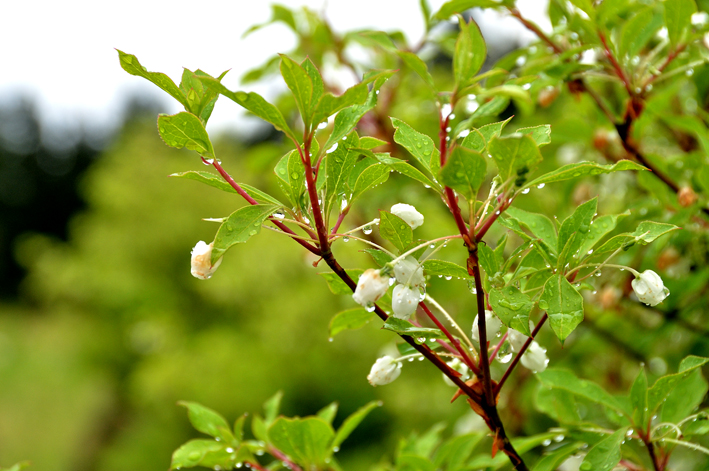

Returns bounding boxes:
[520,341,549,373]
[507,328,529,353]
[391,203,424,230]
[471,310,502,343]
[631,270,670,306]
[352,269,390,308]
[191,241,222,280]
[367,355,402,386]
[393,256,425,287]
[392,284,420,319]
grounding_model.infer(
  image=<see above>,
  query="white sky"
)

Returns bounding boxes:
[1,0,548,139]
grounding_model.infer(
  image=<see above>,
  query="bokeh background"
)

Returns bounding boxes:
[3,1,709,470]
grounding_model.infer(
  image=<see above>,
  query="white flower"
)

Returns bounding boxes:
[520,341,548,373]
[392,284,420,319]
[507,328,529,353]
[393,256,425,287]
[391,203,424,229]
[353,269,390,307]
[471,310,502,343]
[631,270,670,306]
[191,241,223,280]
[443,358,470,387]
[367,355,402,386]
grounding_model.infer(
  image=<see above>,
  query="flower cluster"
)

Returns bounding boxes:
[353,204,426,319]
[367,356,402,386]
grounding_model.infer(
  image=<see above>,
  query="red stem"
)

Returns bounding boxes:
[495,313,548,395]
[489,332,509,363]
[210,158,321,256]
[420,301,480,375]
[269,448,303,471]
[330,207,349,235]
[599,32,634,97]
[245,462,269,471]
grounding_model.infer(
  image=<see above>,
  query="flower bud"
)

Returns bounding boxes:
[471,310,502,343]
[520,341,548,373]
[678,186,697,207]
[391,203,424,230]
[393,256,425,287]
[631,269,669,306]
[191,241,223,280]
[367,355,402,386]
[353,269,390,308]
[392,284,420,319]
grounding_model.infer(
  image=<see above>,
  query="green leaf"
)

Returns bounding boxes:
[435,434,484,471]
[313,83,368,126]
[541,274,584,344]
[117,50,187,108]
[301,58,324,109]
[488,134,542,184]
[319,270,362,295]
[263,391,283,424]
[537,369,626,416]
[391,118,440,175]
[382,318,447,342]
[454,16,487,90]
[280,55,315,127]
[580,428,627,471]
[647,356,709,415]
[619,7,662,58]
[489,286,534,335]
[593,221,680,255]
[329,307,375,337]
[375,154,441,191]
[683,411,709,436]
[322,137,361,212]
[180,69,229,124]
[665,0,696,47]
[661,369,708,424]
[568,0,595,19]
[439,147,486,199]
[359,136,388,149]
[467,431,559,469]
[323,71,394,151]
[524,160,646,189]
[268,417,335,469]
[364,248,394,267]
[504,207,558,255]
[379,210,414,253]
[532,442,584,471]
[351,163,391,202]
[535,386,582,424]
[578,211,629,258]
[0,463,30,471]
[212,205,278,262]
[170,171,284,205]
[275,150,307,210]
[317,402,339,425]
[557,197,597,255]
[178,401,235,443]
[516,125,552,147]
[197,76,296,142]
[158,112,215,159]
[477,243,499,277]
[422,260,471,279]
[170,439,233,470]
[630,368,648,427]
[434,0,502,19]
[397,51,436,90]
[333,400,382,448]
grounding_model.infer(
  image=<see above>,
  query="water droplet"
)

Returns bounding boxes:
[587,249,593,255]
[542,439,552,446]
[537,183,546,189]
[553,434,564,442]
[686,68,695,77]
[249,229,257,236]
[521,188,530,194]
[327,143,339,154]
[498,352,513,363]
[202,158,214,165]
[365,304,376,312]
[273,211,285,219]
[445,276,452,280]
[363,225,373,235]
[236,91,248,101]
[226,448,234,453]
[328,337,333,342]
[317,121,328,130]
[343,236,350,242]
